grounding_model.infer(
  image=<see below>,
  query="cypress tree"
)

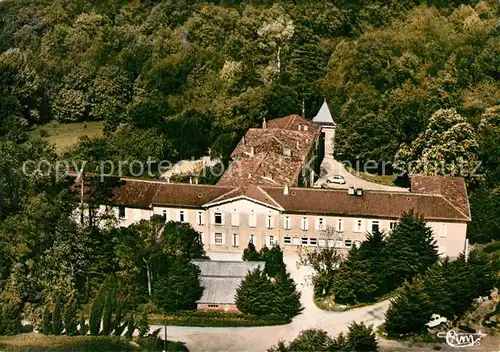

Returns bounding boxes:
[382,210,438,294]
[52,294,63,335]
[113,301,125,336]
[242,242,262,261]
[263,245,286,277]
[101,292,113,335]
[138,311,149,338]
[63,298,78,336]
[385,277,432,336]
[346,322,379,351]
[89,298,102,336]
[272,269,303,318]
[125,314,135,339]
[235,268,274,316]
[0,303,21,336]
[79,312,88,336]
[42,306,52,335]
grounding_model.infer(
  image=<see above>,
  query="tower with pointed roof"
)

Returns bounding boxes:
[312,99,336,156]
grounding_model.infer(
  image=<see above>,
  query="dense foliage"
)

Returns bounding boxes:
[242,243,286,277]
[235,267,302,318]
[385,249,496,336]
[268,322,378,352]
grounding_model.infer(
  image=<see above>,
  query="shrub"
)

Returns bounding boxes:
[346,322,378,351]
[63,298,78,336]
[0,303,22,336]
[42,306,52,335]
[52,294,63,335]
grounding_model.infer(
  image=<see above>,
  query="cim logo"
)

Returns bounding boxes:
[437,330,487,348]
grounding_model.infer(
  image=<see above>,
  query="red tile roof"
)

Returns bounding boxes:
[218,115,321,187]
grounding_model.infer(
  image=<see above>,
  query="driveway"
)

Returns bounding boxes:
[315,155,409,193]
[152,252,391,351]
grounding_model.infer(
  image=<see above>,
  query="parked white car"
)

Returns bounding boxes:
[426,314,448,328]
[326,175,346,184]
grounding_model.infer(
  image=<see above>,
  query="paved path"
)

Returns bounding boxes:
[152,253,391,351]
[315,155,409,193]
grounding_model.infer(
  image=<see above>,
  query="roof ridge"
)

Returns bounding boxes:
[256,186,283,209]
[438,194,471,221]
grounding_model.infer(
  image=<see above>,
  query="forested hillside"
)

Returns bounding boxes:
[0,0,499,243]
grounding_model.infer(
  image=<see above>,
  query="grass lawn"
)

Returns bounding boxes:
[345,166,398,186]
[149,311,290,327]
[30,121,104,154]
[0,334,140,352]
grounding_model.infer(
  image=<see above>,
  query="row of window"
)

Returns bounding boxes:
[119,208,446,239]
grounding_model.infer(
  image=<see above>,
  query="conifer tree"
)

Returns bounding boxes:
[138,311,149,338]
[0,303,21,336]
[63,298,78,336]
[101,292,113,335]
[52,294,63,335]
[263,245,286,277]
[125,315,135,339]
[242,242,262,261]
[42,305,52,335]
[89,298,103,336]
[272,269,303,318]
[235,268,274,316]
[382,210,438,294]
[113,301,126,336]
[385,277,432,335]
[79,312,88,336]
[346,322,379,351]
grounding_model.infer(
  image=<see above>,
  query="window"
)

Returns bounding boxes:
[284,216,291,230]
[284,236,291,245]
[179,210,185,223]
[440,223,447,238]
[266,215,273,229]
[249,234,255,245]
[231,213,239,227]
[215,233,223,245]
[232,233,238,247]
[371,220,379,233]
[301,217,309,231]
[309,238,318,246]
[301,237,308,245]
[162,210,167,221]
[268,235,275,246]
[214,212,223,225]
[317,217,325,231]
[248,214,257,228]
[197,211,204,226]
[337,218,344,232]
[118,206,126,219]
[355,219,363,232]
[344,239,352,248]
[208,304,219,308]
[389,221,398,231]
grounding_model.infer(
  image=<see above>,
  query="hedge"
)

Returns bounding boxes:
[149,311,290,327]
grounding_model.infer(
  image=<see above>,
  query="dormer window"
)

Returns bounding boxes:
[283,148,291,157]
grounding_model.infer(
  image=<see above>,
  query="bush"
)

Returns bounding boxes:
[52,295,63,336]
[149,311,289,327]
[0,303,22,336]
[346,322,378,351]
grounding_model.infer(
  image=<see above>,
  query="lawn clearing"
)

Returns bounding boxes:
[30,121,104,154]
[345,166,398,186]
[0,334,139,352]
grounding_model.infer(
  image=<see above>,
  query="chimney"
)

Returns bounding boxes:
[348,187,355,195]
[243,135,246,144]
[296,141,300,149]
[249,146,255,157]
[298,124,302,131]
[248,173,252,179]
[262,118,267,129]
[356,188,363,196]
[303,125,308,131]
[283,183,289,196]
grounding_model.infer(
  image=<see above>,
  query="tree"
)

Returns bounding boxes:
[382,210,438,294]
[272,269,303,318]
[63,297,78,336]
[101,292,113,336]
[79,312,88,336]
[161,222,206,260]
[286,329,332,352]
[262,245,286,277]
[0,303,22,336]
[242,242,262,261]
[52,294,63,335]
[152,257,203,312]
[385,278,433,336]
[88,297,103,336]
[42,306,52,335]
[396,108,479,177]
[346,322,378,352]
[235,268,274,316]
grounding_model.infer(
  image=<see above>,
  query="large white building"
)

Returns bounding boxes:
[74,110,471,258]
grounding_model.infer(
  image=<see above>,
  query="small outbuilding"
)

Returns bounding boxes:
[191,260,265,313]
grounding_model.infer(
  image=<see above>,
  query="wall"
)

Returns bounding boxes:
[197,303,239,313]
